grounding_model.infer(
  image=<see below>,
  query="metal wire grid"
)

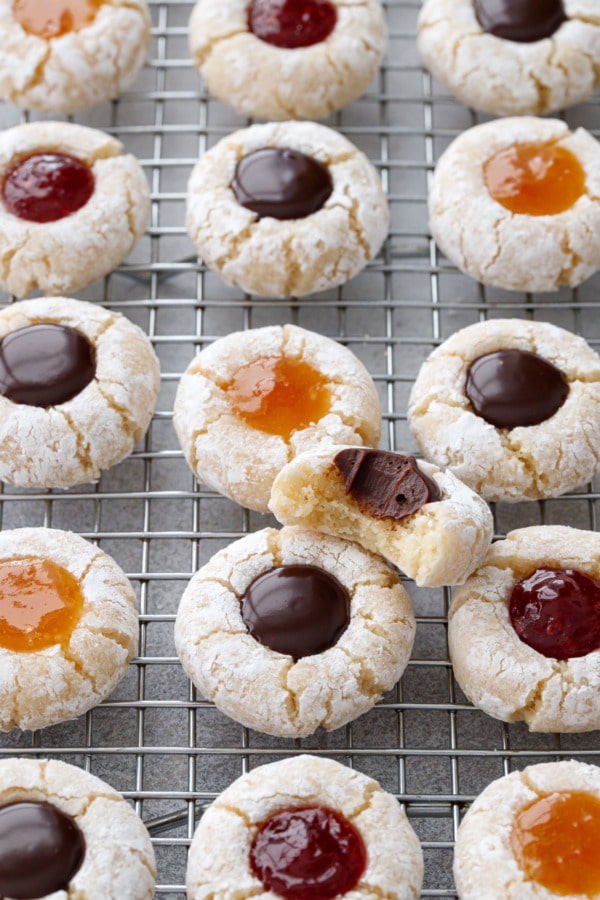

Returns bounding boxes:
[0,1,600,896]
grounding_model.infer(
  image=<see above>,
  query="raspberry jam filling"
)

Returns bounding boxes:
[232,148,333,220]
[484,141,585,216]
[0,557,84,653]
[13,0,104,39]
[0,324,96,408]
[511,791,600,895]
[248,0,337,49]
[465,349,569,429]
[509,567,600,660]
[2,153,95,223]
[225,355,331,441]
[241,564,350,659]
[250,806,366,900]
[474,0,566,43]
[0,801,85,899]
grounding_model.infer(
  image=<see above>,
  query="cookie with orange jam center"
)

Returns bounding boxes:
[13,0,104,39]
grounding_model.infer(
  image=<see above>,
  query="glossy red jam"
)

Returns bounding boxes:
[248,0,337,49]
[250,806,366,900]
[509,567,600,660]
[2,153,94,223]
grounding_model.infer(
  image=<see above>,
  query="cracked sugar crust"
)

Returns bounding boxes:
[0,296,160,489]
[188,0,387,120]
[0,758,155,899]
[0,121,150,298]
[187,755,423,900]
[408,318,600,502]
[174,526,416,738]
[454,760,600,900]
[185,120,390,298]
[418,0,600,117]
[173,324,381,513]
[0,527,139,732]
[269,444,493,587]
[448,525,600,733]
[429,117,600,293]
[0,0,150,114]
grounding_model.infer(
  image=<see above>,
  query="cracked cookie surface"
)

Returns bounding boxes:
[174,526,415,738]
[448,526,600,733]
[408,318,600,502]
[428,117,600,293]
[186,754,423,900]
[185,120,389,297]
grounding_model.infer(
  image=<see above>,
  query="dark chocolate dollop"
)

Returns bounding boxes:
[473,0,567,43]
[231,147,333,220]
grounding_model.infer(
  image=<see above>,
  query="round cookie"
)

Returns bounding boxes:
[0,121,150,298]
[269,444,493,587]
[428,117,600,293]
[448,525,600,733]
[188,0,387,120]
[173,324,381,513]
[418,0,600,117]
[187,755,423,900]
[454,760,600,899]
[407,318,600,502]
[0,526,138,731]
[0,0,151,114]
[174,525,415,738]
[185,120,389,297]
[0,296,159,488]
[0,757,155,898]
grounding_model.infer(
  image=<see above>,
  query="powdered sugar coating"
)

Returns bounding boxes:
[269,444,493,587]
[449,525,600,733]
[187,755,423,900]
[418,0,600,117]
[173,324,381,512]
[408,318,600,502]
[0,0,150,114]
[174,526,415,738]
[188,0,387,120]
[429,117,600,293]
[185,121,389,297]
[0,121,150,298]
[0,296,159,488]
[0,527,138,732]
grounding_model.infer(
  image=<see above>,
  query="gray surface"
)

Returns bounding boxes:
[1,2,600,897]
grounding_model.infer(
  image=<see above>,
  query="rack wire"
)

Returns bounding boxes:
[1,2,600,897]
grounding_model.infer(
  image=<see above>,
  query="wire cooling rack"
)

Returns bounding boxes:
[2,2,600,897]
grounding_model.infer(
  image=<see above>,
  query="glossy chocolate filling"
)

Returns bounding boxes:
[231,147,333,220]
[473,0,567,43]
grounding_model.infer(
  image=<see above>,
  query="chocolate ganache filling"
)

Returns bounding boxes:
[473,0,567,43]
[231,148,333,219]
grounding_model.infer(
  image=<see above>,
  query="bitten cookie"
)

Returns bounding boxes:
[188,0,387,120]
[418,0,600,117]
[408,318,600,502]
[174,526,415,738]
[0,527,138,731]
[0,296,160,488]
[454,760,600,899]
[0,757,155,899]
[185,120,389,297]
[269,445,493,587]
[0,0,151,113]
[428,117,600,292]
[173,324,381,513]
[0,121,150,298]
[448,525,600,733]
[187,755,423,900]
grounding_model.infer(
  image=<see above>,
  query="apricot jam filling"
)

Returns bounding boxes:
[224,355,331,441]
[0,557,84,652]
[13,0,104,39]
[483,141,586,216]
[511,791,600,895]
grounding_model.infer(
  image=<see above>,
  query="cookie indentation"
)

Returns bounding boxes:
[13,0,104,39]
[2,153,94,223]
[474,0,566,43]
[248,0,337,49]
[232,148,333,220]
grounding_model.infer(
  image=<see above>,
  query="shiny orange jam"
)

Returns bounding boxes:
[225,355,331,441]
[484,141,586,216]
[0,557,84,652]
[13,0,104,39]
[510,791,600,895]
